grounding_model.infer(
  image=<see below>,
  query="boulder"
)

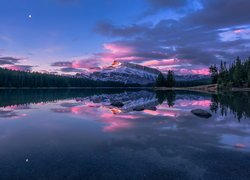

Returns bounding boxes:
[110,102,124,107]
[146,107,157,111]
[191,109,212,118]
[133,107,145,111]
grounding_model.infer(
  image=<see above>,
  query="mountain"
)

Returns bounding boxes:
[77,90,159,113]
[78,61,161,85]
[76,61,210,85]
[175,74,210,81]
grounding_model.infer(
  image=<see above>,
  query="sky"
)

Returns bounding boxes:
[0,0,250,75]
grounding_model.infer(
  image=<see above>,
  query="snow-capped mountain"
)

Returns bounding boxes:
[76,90,159,113]
[76,61,209,85]
[175,74,210,81]
[78,61,161,85]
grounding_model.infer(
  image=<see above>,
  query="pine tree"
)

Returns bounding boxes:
[166,70,175,87]
[209,64,218,84]
[234,56,243,86]
[212,56,250,89]
[155,73,166,87]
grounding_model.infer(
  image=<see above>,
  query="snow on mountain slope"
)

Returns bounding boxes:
[175,74,210,81]
[81,61,161,85]
[76,61,210,84]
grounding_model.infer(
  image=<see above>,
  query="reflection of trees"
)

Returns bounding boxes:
[156,91,176,107]
[0,89,129,107]
[210,92,250,121]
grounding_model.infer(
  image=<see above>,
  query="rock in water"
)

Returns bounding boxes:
[146,107,157,111]
[191,109,212,118]
[110,102,124,107]
[133,107,145,111]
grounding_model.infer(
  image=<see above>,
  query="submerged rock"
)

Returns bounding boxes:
[133,107,145,111]
[191,109,212,118]
[146,107,157,111]
[110,102,124,107]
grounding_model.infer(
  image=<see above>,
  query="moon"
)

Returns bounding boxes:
[28,14,32,18]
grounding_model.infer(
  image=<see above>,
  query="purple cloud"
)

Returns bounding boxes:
[92,0,250,74]
[0,56,24,65]
[7,65,33,71]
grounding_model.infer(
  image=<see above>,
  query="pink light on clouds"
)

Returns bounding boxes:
[143,109,178,117]
[141,59,177,67]
[177,100,211,108]
[97,43,136,64]
[100,113,139,132]
[179,68,210,75]
[233,29,250,34]
[103,43,134,54]
[6,65,32,71]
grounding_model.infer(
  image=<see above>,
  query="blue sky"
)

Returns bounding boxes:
[0,0,250,74]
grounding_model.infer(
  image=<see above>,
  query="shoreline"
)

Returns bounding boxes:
[0,85,249,92]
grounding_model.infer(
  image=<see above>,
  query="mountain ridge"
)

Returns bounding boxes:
[76,61,209,85]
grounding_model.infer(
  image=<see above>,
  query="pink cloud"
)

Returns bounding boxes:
[141,59,178,67]
[103,43,135,54]
[233,29,250,34]
[234,143,247,148]
[6,65,33,71]
[179,68,210,75]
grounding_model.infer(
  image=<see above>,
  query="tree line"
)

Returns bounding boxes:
[209,56,250,89]
[210,92,250,121]
[0,68,139,88]
[155,70,176,87]
[155,70,210,87]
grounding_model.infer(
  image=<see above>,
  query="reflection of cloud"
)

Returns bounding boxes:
[177,100,211,108]
[51,108,72,113]
[5,105,31,110]
[100,113,136,132]
[51,99,143,132]
[0,109,26,119]
[60,102,81,107]
[143,109,179,117]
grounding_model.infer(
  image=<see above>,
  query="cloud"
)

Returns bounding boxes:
[51,57,102,73]
[147,0,189,9]
[7,65,33,71]
[0,56,24,65]
[91,0,250,74]
[184,0,250,28]
[51,61,73,67]
[94,21,150,38]
[60,67,85,73]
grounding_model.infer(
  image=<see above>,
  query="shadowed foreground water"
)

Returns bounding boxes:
[0,89,250,179]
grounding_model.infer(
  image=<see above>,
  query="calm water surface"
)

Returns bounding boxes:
[0,89,250,179]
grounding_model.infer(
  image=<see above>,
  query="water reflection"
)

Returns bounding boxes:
[210,92,250,121]
[0,89,250,179]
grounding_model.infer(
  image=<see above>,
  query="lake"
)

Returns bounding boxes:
[0,89,250,179]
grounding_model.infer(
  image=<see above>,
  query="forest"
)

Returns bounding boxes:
[0,68,139,88]
[209,56,250,89]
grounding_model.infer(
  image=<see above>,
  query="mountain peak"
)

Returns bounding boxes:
[111,61,122,67]
[76,61,210,85]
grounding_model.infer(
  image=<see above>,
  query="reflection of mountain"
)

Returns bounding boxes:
[0,89,128,107]
[77,91,160,113]
[0,90,249,120]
